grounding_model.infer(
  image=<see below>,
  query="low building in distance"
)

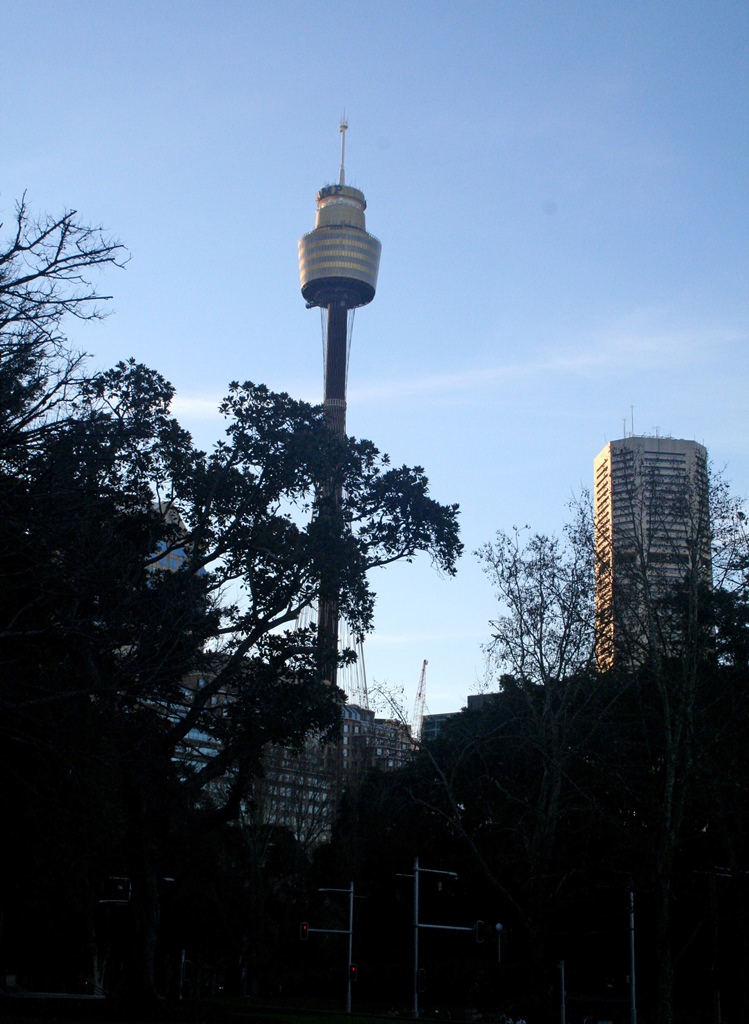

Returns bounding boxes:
[262,704,413,847]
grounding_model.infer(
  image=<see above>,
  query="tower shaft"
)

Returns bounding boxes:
[323,303,349,437]
[317,305,350,681]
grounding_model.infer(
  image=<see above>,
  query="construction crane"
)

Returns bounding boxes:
[412,660,428,741]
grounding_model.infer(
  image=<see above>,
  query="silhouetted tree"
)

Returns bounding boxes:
[0,197,463,1002]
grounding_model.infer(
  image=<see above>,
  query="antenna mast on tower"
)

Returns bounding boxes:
[339,115,347,186]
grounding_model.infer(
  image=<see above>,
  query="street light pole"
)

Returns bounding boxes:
[629,886,637,1024]
[347,882,354,1015]
[405,857,460,1018]
[413,857,420,1019]
[318,882,356,1014]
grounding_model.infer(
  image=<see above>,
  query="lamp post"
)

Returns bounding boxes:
[319,882,356,1014]
[628,887,637,1024]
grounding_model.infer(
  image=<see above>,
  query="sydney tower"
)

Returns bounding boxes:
[298,121,381,686]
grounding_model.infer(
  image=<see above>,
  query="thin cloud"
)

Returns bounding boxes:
[349,321,742,405]
[170,321,743,420]
[171,395,224,420]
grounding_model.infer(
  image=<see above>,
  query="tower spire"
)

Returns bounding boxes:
[339,115,348,186]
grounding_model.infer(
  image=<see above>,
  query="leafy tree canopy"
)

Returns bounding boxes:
[0,197,462,998]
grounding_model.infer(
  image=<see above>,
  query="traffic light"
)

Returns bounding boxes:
[474,919,485,943]
[300,921,309,941]
[349,963,358,983]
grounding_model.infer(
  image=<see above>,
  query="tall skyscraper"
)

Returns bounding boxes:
[593,436,711,668]
[298,121,381,690]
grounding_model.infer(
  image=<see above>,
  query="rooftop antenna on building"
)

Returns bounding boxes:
[339,114,348,186]
[631,405,635,437]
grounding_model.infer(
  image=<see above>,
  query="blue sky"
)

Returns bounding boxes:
[3,1,748,714]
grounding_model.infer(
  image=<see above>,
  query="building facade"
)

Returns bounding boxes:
[593,436,711,668]
[261,704,414,847]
